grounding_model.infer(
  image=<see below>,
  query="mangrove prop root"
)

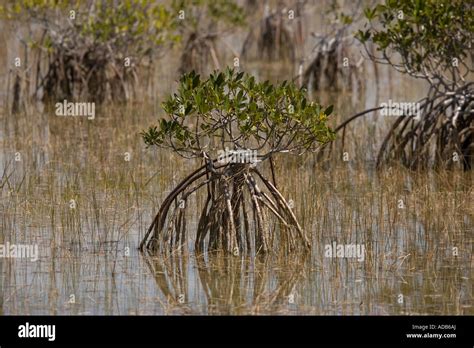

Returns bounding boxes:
[140,162,310,256]
[319,83,474,170]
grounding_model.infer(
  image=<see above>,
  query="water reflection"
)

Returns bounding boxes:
[143,251,307,315]
[0,69,471,316]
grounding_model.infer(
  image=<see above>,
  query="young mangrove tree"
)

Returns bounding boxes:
[349,0,473,169]
[140,68,335,256]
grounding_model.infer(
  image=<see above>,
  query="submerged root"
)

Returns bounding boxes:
[140,161,310,256]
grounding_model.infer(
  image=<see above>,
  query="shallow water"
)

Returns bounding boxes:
[0,3,472,313]
[0,95,472,315]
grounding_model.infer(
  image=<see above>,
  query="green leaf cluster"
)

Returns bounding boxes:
[171,0,245,30]
[0,0,245,61]
[142,68,335,158]
[0,0,179,48]
[356,0,474,80]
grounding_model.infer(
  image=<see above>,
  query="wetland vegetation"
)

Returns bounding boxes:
[0,0,472,315]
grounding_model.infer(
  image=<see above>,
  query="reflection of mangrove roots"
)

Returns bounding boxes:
[142,251,307,314]
[140,162,310,255]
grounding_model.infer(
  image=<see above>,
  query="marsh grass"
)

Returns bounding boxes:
[0,0,471,316]
[0,100,471,315]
